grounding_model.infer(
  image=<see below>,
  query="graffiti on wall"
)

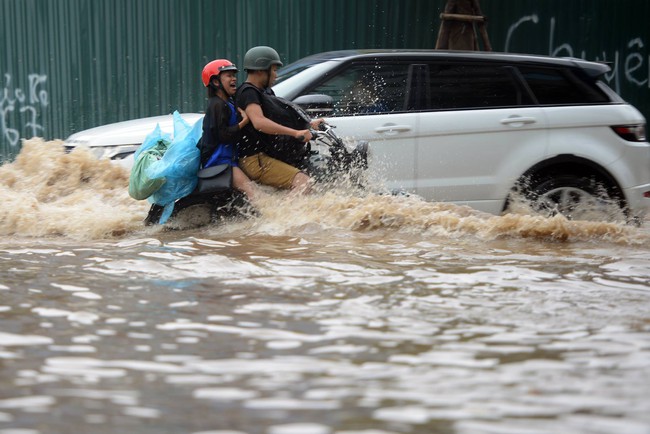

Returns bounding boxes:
[1,73,48,147]
[505,14,649,95]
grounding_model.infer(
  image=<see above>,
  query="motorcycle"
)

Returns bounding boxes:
[143,122,368,226]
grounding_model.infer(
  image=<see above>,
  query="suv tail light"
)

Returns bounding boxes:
[611,124,647,142]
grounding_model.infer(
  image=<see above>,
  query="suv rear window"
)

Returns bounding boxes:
[424,63,530,110]
[518,66,610,105]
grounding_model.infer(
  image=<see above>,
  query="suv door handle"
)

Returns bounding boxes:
[375,124,412,135]
[500,116,537,126]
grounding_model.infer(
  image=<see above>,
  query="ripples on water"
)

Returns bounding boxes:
[0,139,649,434]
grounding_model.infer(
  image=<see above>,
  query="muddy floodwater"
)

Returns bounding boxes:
[1,140,649,434]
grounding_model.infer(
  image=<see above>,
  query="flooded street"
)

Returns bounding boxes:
[1,140,650,434]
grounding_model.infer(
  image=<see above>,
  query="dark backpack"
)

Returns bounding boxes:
[239,83,312,168]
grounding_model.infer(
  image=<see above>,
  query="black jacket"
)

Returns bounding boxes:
[197,96,240,166]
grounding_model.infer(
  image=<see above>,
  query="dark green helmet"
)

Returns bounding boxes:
[243,46,283,71]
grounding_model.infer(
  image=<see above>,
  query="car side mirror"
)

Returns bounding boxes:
[292,94,334,117]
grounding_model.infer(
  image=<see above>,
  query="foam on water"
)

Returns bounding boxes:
[1,138,645,244]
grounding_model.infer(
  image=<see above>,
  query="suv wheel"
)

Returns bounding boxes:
[521,173,628,223]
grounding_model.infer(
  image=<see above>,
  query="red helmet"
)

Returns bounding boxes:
[201,59,238,87]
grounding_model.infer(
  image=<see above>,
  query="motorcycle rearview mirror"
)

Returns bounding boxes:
[293,94,334,117]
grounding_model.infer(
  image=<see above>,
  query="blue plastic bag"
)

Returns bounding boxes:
[147,111,203,223]
[133,124,172,161]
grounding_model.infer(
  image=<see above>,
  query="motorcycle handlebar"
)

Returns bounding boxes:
[297,129,320,142]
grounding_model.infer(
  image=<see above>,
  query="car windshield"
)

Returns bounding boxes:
[275,51,357,84]
[273,60,340,99]
[274,65,311,84]
[275,58,323,84]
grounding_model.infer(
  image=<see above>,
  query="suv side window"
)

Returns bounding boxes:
[518,66,610,105]
[305,62,410,116]
[425,63,529,110]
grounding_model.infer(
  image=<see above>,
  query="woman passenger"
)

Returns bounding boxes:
[198,59,257,200]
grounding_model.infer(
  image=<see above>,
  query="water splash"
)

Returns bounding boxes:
[250,190,641,244]
[0,138,148,239]
[0,138,645,244]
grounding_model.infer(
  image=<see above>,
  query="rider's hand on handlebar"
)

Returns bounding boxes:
[295,129,312,142]
[310,118,325,130]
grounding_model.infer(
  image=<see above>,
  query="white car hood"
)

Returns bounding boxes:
[65,113,204,147]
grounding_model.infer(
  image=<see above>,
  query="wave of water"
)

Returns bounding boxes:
[0,138,149,239]
[0,138,645,244]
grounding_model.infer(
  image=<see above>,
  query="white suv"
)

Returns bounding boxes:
[66,50,650,223]
[273,50,650,223]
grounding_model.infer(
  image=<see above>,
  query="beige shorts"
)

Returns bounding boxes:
[239,152,301,189]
